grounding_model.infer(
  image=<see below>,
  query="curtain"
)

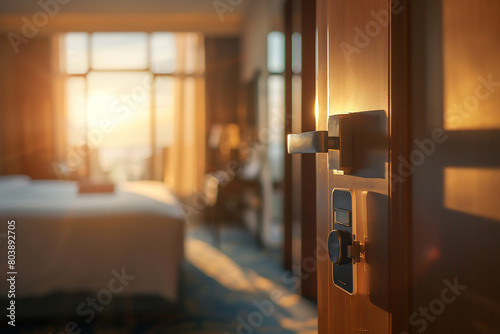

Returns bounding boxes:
[0,35,58,179]
[163,33,206,198]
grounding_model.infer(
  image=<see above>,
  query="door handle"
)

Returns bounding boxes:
[287,131,339,154]
[287,114,353,172]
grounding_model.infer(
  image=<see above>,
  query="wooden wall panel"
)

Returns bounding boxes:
[0,36,56,179]
[409,0,500,332]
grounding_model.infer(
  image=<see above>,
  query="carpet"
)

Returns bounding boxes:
[2,226,317,333]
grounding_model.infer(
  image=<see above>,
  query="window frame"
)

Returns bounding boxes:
[62,32,204,181]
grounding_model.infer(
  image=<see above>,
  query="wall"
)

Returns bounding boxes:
[0,35,57,178]
[204,37,241,171]
[409,0,500,332]
[241,0,283,82]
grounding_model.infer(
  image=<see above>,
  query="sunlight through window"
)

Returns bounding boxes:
[63,32,204,183]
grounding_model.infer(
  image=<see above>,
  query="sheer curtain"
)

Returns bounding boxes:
[161,33,205,198]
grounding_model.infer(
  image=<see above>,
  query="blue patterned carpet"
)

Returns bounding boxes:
[3,225,317,333]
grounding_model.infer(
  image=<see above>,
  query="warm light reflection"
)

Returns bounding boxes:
[185,238,315,321]
[314,97,319,122]
[186,239,256,292]
[281,318,318,332]
[444,167,500,221]
[442,0,500,130]
[276,293,301,308]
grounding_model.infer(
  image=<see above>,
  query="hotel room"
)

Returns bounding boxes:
[2,0,500,333]
[0,0,319,333]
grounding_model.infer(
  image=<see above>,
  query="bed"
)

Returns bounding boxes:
[0,175,185,307]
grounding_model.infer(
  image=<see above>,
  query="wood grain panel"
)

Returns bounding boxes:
[442,0,500,131]
[327,0,391,332]
[0,36,56,178]
[410,0,500,333]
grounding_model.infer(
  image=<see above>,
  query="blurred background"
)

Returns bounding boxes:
[0,0,318,333]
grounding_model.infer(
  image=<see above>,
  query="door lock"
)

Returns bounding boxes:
[328,230,350,265]
[329,232,363,266]
[329,189,357,294]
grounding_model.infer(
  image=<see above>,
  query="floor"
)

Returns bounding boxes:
[176,224,318,333]
[5,224,318,334]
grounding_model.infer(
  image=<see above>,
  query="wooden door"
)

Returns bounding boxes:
[313,0,500,333]
[315,0,405,333]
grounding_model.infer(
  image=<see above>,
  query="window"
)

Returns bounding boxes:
[267,31,286,246]
[62,32,204,183]
[267,31,285,182]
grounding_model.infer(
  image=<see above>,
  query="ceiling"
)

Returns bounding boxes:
[0,0,250,14]
[0,0,259,35]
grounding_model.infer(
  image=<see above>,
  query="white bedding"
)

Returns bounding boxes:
[0,176,185,303]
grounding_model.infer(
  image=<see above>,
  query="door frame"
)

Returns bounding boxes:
[388,1,411,332]
[283,0,318,302]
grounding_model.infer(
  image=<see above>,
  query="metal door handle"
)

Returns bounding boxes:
[287,114,353,172]
[287,131,339,154]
